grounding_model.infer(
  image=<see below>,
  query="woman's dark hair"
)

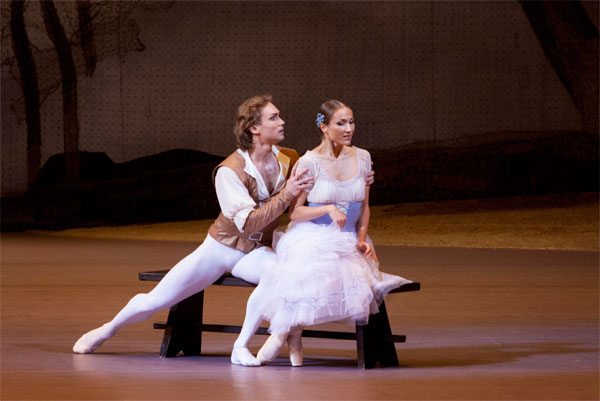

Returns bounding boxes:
[317,99,347,133]
[234,94,273,151]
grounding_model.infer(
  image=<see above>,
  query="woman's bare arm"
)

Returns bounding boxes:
[356,187,376,260]
[289,191,347,228]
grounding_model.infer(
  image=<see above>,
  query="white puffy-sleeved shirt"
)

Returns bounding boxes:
[214,146,287,232]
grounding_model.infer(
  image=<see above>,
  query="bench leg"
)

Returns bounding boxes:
[159,291,204,357]
[355,301,400,369]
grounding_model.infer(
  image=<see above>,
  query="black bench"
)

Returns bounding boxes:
[139,270,420,369]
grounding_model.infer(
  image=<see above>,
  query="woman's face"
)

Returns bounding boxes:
[322,107,354,147]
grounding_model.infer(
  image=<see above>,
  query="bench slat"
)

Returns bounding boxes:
[390,282,421,293]
[152,322,407,343]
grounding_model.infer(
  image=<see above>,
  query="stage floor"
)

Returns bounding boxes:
[1,233,598,400]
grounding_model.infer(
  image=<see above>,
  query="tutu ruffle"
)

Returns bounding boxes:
[263,221,410,334]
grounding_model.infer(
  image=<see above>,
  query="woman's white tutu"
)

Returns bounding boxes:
[263,221,410,335]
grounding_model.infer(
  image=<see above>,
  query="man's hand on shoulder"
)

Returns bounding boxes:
[366,162,375,186]
[286,162,314,197]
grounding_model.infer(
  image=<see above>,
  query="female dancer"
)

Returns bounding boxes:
[235,100,410,366]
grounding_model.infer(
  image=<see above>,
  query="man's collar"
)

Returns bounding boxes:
[236,146,285,198]
[236,145,280,179]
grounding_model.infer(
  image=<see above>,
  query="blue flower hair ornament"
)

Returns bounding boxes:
[315,113,325,127]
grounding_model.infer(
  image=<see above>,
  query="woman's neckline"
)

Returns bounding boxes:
[307,147,361,184]
[310,145,354,160]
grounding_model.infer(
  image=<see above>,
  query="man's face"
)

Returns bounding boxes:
[252,103,285,145]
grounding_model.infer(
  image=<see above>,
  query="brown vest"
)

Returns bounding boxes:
[208,146,299,253]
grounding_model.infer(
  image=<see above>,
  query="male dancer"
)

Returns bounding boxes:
[72,95,312,367]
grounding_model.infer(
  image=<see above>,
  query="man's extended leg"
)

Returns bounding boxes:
[73,235,245,353]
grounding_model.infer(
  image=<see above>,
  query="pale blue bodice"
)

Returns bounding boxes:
[309,201,363,233]
[298,147,372,235]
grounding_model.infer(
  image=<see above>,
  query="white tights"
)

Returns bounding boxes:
[107,235,251,335]
[74,235,273,353]
[231,247,278,350]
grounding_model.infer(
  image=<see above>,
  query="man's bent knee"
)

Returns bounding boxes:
[231,247,276,285]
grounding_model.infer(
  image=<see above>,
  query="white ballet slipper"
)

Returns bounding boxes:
[287,327,303,367]
[257,334,287,364]
[72,324,112,354]
[231,347,261,367]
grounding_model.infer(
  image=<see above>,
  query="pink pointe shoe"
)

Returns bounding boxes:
[287,327,303,366]
[257,334,287,364]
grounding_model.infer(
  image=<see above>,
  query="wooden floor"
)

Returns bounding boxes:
[1,233,598,400]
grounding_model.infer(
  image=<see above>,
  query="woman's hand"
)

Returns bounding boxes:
[328,205,346,228]
[357,240,378,262]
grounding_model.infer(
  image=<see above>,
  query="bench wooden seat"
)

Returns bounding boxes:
[139,270,420,369]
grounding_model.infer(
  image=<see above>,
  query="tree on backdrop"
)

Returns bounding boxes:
[3,0,153,187]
